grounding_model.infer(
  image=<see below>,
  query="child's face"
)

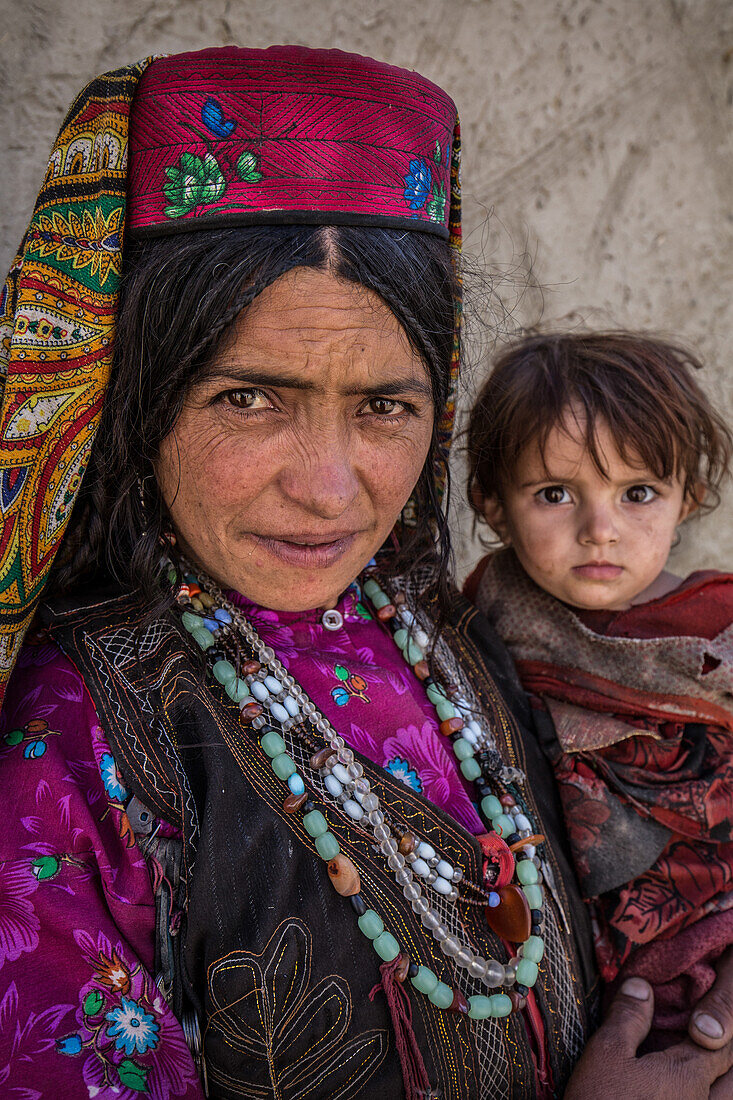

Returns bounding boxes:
[480,410,696,610]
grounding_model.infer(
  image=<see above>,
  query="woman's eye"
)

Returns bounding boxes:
[225,388,272,411]
[537,485,571,504]
[623,484,657,504]
[366,397,406,417]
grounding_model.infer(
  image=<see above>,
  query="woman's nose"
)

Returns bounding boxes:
[578,502,620,546]
[278,434,361,519]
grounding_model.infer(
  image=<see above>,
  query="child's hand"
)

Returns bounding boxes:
[564,977,733,1099]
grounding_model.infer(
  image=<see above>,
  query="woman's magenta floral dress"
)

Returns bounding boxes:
[0,586,483,1096]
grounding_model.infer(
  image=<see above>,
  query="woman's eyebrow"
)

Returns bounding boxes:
[206,368,433,399]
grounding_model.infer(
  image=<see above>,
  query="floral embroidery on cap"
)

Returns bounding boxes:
[162,98,264,220]
[201,96,237,138]
[402,141,447,223]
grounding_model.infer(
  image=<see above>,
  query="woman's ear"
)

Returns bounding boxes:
[471,484,511,544]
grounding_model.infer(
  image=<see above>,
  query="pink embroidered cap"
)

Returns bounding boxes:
[127,45,458,237]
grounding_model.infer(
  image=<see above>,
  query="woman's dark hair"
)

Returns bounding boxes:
[467,330,732,516]
[50,224,458,611]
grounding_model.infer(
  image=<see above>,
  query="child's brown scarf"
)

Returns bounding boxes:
[471,549,733,987]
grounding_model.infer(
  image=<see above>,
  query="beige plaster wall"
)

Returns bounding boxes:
[2,0,732,579]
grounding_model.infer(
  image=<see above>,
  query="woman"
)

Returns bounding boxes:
[0,45,731,1099]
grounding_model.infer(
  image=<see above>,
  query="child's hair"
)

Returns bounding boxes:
[467,330,733,515]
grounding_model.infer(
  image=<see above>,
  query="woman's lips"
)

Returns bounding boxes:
[254,533,358,568]
[572,562,624,580]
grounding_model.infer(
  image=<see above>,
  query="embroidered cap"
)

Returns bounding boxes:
[128,46,458,238]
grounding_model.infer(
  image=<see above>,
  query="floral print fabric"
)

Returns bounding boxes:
[0,590,483,1095]
[0,635,203,1099]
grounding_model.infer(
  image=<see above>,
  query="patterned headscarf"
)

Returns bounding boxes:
[0,45,462,707]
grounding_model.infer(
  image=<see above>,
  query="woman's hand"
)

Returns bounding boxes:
[564,975,733,1099]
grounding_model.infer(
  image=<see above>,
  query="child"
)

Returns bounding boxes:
[464,331,733,1043]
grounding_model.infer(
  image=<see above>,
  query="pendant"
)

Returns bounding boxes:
[484,884,532,942]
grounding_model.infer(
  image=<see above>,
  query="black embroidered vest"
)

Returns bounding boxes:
[41,585,598,1099]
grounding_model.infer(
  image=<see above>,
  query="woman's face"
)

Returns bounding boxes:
[156,267,435,611]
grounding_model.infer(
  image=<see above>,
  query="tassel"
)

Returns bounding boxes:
[369,956,433,1100]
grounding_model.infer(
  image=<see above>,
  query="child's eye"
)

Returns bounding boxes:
[623,485,657,504]
[537,485,571,504]
[225,388,273,411]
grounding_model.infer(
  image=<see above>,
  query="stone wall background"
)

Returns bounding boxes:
[1,0,731,579]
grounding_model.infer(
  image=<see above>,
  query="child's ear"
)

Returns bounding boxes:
[679,482,706,523]
[471,484,511,545]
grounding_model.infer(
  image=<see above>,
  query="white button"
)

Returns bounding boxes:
[321,609,344,631]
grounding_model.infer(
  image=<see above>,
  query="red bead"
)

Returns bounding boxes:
[439,717,464,737]
[240,701,264,723]
[395,954,411,983]
[448,989,469,1014]
[477,832,515,889]
[413,660,430,680]
[187,584,201,597]
[500,794,516,808]
[377,604,396,621]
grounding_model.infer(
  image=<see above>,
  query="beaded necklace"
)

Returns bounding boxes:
[173,562,547,1022]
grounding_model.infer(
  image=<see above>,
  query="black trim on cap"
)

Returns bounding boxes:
[127,208,450,240]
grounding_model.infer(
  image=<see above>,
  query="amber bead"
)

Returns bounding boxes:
[377,604,396,621]
[240,701,264,723]
[326,854,361,896]
[449,989,469,1014]
[310,747,335,770]
[499,793,516,808]
[283,793,307,814]
[395,954,411,983]
[26,719,49,733]
[240,659,261,676]
[509,991,527,1013]
[439,717,464,737]
[509,834,545,853]
[484,884,532,942]
[413,660,430,681]
[199,592,215,609]
[398,831,416,856]
[394,592,406,605]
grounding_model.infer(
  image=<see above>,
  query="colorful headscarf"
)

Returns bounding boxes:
[0,45,462,707]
